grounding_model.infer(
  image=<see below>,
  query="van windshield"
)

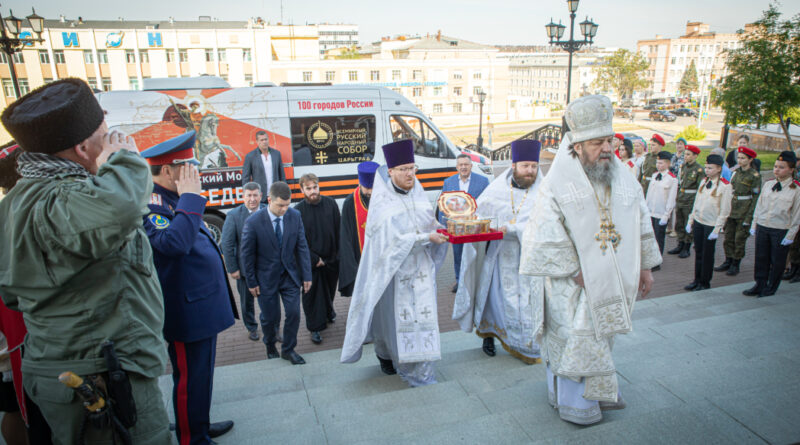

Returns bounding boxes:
[390,115,452,159]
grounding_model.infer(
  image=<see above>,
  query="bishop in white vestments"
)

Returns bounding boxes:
[340,139,449,387]
[453,139,544,363]
[519,95,662,425]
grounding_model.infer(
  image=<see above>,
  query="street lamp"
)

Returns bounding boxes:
[476,89,487,149]
[545,0,598,105]
[0,8,45,98]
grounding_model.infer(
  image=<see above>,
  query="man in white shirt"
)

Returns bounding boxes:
[241,131,285,203]
[645,151,678,271]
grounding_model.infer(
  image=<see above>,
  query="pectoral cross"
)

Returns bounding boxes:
[594,210,621,254]
[561,183,588,210]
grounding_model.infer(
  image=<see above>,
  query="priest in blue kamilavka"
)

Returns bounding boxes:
[453,139,544,363]
[519,95,661,425]
[340,140,449,386]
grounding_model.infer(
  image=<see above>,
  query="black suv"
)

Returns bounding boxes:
[649,110,677,122]
[672,108,698,117]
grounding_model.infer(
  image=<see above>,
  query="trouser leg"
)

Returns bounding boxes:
[453,244,464,281]
[722,218,738,258]
[279,277,301,354]
[766,227,790,291]
[168,337,216,445]
[700,224,717,286]
[651,217,666,255]
[692,222,704,283]
[733,220,751,260]
[675,206,690,243]
[236,278,257,332]
[257,291,280,345]
[753,225,771,287]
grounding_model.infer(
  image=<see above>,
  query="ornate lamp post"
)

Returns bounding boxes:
[476,89,487,148]
[545,0,597,104]
[0,8,45,98]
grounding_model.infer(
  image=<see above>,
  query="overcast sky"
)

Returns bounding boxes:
[7,0,799,49]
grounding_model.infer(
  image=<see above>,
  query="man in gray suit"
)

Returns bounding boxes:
[242,131,285,203]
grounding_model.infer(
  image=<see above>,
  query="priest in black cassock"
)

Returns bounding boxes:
[339,161,379,297]
[295,173,341,344]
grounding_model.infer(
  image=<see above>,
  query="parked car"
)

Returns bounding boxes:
[649,110,677,122]
[672,108,698,117]
[614,108,633,118]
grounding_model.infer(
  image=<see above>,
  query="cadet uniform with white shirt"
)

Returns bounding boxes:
[645,151,678,263]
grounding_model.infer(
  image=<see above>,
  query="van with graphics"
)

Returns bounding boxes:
[98,77,492,241]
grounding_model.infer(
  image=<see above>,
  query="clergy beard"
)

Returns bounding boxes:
[581,153,616,187]
[304,192,321,204]
[512,169,536,189]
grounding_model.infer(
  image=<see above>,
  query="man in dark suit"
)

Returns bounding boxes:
[221,181,267,342]
[438,154,489,292]
[241,182,312,365]
[141,131,239,444]
[241,130,286,203]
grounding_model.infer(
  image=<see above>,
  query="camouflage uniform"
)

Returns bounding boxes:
[668,160,705,257]
[638,152,658,192]
[717,167,761,275]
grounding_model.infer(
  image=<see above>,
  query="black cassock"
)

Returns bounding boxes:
[338,190,370,297]
[296,195,341,332]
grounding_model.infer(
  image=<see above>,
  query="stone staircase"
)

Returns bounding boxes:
[157,281,800,444]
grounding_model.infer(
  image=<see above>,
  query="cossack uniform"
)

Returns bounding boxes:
[142,131,239,445]
[638,134,663,192]
[716,146,761,276]
[669,144,705,258]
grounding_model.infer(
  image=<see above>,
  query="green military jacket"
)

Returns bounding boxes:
[0,150,167,381]
[639,152,658,190]
[729,167,761,222]
[677,161,705,207]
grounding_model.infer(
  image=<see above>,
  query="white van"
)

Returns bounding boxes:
[97,76,492,241]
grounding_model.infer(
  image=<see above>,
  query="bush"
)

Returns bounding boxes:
[674,125,707,141]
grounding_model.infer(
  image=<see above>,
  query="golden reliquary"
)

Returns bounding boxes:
[437,191,496,236]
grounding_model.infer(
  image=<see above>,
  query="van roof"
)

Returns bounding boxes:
[143,76,231,90]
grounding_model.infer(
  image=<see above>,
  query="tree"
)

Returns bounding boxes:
[718,3,800,151]
[591,48,650,100]
[679,60,699,98]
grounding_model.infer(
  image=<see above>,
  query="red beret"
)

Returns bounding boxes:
[686,145,700,154]
[650,134,665,146]
[737,146,757,159]
[614,133,624,141]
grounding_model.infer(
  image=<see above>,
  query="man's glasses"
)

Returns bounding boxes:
[393,164,419,174]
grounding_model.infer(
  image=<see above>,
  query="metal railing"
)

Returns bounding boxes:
[480,124,563,161]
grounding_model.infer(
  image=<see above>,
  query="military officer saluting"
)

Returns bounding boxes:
[142,131,238,444]
[744,151,800,297]
[668,144,705,259]
[715,146,760,276]
[638,134,664,192]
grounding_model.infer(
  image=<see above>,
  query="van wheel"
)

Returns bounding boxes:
[204,214,224,244]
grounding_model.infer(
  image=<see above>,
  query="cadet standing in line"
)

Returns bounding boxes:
[743,151,800,297]
[142,132,238,444]
[645,151,678,270]
[638,134,663,192]
[668,144,705,259]
[715,146,760,276]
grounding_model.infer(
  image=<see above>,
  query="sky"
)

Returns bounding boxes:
[6,0,799,49]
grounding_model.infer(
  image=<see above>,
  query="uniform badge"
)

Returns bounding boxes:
[149,193,163,206]
[148,213,170,229]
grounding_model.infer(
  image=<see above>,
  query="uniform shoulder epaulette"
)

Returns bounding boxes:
[668,171,676,178]
[149,193,163,206]
[792,180,800,188]
[627,160,635,168]
[720,177,730,185]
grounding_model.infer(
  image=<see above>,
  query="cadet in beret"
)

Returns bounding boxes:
[744,151,800,297]
[141,132,238,444]
[0,78,171,443]
[715,146,760,276]
[668,144,705,259]
[638,134,663,192]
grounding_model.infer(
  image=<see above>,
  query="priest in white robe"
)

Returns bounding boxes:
[340,139,449,387]
[453,139,545,363]
[519,95,662,425]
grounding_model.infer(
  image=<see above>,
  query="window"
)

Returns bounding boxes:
[389,115,451,159]
[53,50,65,64]
[129,78,140,90]
[18,78,30,94]
[140,51,149,63]
[38,50,50,64]
[43,77,53,85]
[473,71,482,79]
[242,49,252,62]
[433,103,443,113]
[218,49,227,63]
[302,71,312,82]
[325,71,335,82]
[10,53,22,64]
[97,50,108,64]
[348,70,358,81]
[370,70,380,81]
[88,77,97,89]
[671,57,676,65]
[244,74,253,86]
[179,50,188,62]
[680,45,685,52]
[2,79,15,98]
[453,86,462,96]
[412,70,422,80]
[453,71,463,80]
[452,103,462,113]
[412,87,422,97]
[433,86,443,96]
[391,88,401,94]
[289,115,376,165]
[204,49,214,62]
[126,50,136,63]
[83,50,94,63]
[392,70,401,80]
[101,77,112,92]
[473,86,483,96]
[167,50,175,63]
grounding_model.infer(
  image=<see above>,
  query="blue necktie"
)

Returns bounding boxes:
[275,217,283,246]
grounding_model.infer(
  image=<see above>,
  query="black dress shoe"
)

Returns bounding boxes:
[760,287,777,297]
[783,264,800,280]
[282,351,306,365]
[328,312,337,323]
[684,282,699,291]
[248,330,259,341]
[266,343,279,359]
[742,284,763,296]
[451,283,458,293]
[692,284,710,291]
[482,337,496,357]
[209,420,234,438]
[311,331,322,344]
[378,356,397,375]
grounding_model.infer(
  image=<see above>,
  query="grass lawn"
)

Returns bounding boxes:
[659,142,779,170]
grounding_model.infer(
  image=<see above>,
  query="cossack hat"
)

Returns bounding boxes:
[563,95,614,144]
[511,139,541,163]
[1,78,105,154]
[737,146,757,159]
[140,131,200,166]
[657,151,673,161]
[357,161,379,188]
[706,154,724,166]
[382,139,415,168]
[686,145,700,155]
[777,150,797,167]
[650,134,665,146]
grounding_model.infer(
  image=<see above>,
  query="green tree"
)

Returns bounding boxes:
[679,60,699,97]
[335,46,362,60]
[591,48,650,100]
[718,3,800,151]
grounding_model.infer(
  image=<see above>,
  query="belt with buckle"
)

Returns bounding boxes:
[682,189,697,194]
[736,195,752,201]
